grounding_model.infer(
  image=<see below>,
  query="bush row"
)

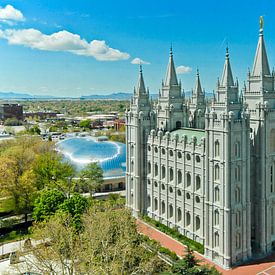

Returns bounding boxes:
[142,215,204,254]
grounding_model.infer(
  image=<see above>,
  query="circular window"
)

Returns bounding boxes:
[196,156,200,163]
[178,152,182,159]
[186,154,191,161]
[148,145,151,151]
[186,193,191,200]
[155,147,158,153]
[154,181,158,187]
[161,184,165,190]
[170,150,173,157]
[169,186,173,193]
[177,190,182,196]
[162,148,165,155]
[195,196,200,203]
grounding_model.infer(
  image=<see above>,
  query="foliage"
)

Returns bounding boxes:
[19,201,169,274]
[172,247,221,275]
[58,193,89,230]
[79,119,91,129]
[142,215,204,254]
[28,125,41,135]
[78,162,104,194]
[33,189,66,222]
[4,118,22,126]
[0,137,53,218]
[33,152,76,194]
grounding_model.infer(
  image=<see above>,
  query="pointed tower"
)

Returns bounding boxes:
[156,48,187,131]
[126,66,155,216]
[205,47,251,267]
[189,69,206,128]
[244,17,275,256]
[244,16,275,111]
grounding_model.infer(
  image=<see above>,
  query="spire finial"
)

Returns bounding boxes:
[139,64,143,74]
[260,16,264,30]
[226,46,229,58]
[196,68,199,76]
[170,43,173,56]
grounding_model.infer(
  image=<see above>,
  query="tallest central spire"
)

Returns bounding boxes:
[251,16,270,77]
[164,47,178,86]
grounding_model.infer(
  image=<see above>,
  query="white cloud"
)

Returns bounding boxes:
[0,28,130,61]
[131,57,150,65]
[0,5,24,23]
[176,65,192,74]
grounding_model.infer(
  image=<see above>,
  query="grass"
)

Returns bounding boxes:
[0,197,15,215]
[0,229,31,244]
[142,215,204,254]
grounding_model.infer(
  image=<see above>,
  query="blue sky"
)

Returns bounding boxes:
[0,0,273,96]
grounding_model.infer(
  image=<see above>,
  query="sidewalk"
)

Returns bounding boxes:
[137,219,275,275]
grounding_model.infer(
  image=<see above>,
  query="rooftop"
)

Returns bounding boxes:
[170,128,205,144]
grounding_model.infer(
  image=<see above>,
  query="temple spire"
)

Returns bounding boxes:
[251,16,270,77]
[220,47,234,87]
[136,65,146,95]
[164,47,178,86]
[194,69,203,95]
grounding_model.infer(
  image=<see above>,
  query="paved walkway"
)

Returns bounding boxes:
[137,219,275,275]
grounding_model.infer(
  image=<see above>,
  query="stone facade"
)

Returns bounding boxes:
[126,19,275,269]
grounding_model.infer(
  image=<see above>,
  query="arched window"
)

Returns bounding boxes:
[196,155,201,163]
[196,216,200,231]
[176,121,181,129]
[154,163,158,176]
[178,170,182,184]
[235,165,241,181]
[162,166,166,179]
[148,162,151,174]
[270,129,275,152]
[169,168,174,181]
[169,205,173,218]
[196,176,201,190]
[236,233,241,249]
[186,153,191,161]
[214,164,220,180]
[236,210,241,227]
[169,186,173,193]
[186,193,191,200]
[214,186,220,202]
[169,150,174,157]
[131,160,134,171]
[161,201,165,214]
[214,232,219,247]
[154,198,158,211]
[154,181,158,187]
[186,212,191,226]
[147,179,151,186]
[186,173,191,187]
[147,196,151,207]
[235,141,240,157]
[214,140,220,157]
[177,189,182,196]
[154,147,158,153]
[161,184,165,190]
[162,148,166,155]
[195,196,200,203]
[177,208,182,222]
[235,187,241,203]
[178,152,182,159]
[214,210,219,225]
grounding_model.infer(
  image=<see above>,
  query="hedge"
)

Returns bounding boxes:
[142,215,204,254]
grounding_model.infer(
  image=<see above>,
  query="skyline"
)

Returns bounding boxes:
[0,1,273,96]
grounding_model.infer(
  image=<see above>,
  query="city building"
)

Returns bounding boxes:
[126,18,275,269]
[0,104,23,121]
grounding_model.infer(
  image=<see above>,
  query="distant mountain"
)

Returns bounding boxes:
[0,92,58,100]
[80,91,214,100]
[0,91,214,101]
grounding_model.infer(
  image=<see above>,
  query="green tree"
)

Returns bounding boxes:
[78,162,104,194]
[33,152,76,194]
[58,193,89,230]
[33,189,66,222]
[18,201,168,274]
[79,119,91,129]
[28,125,41,135]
